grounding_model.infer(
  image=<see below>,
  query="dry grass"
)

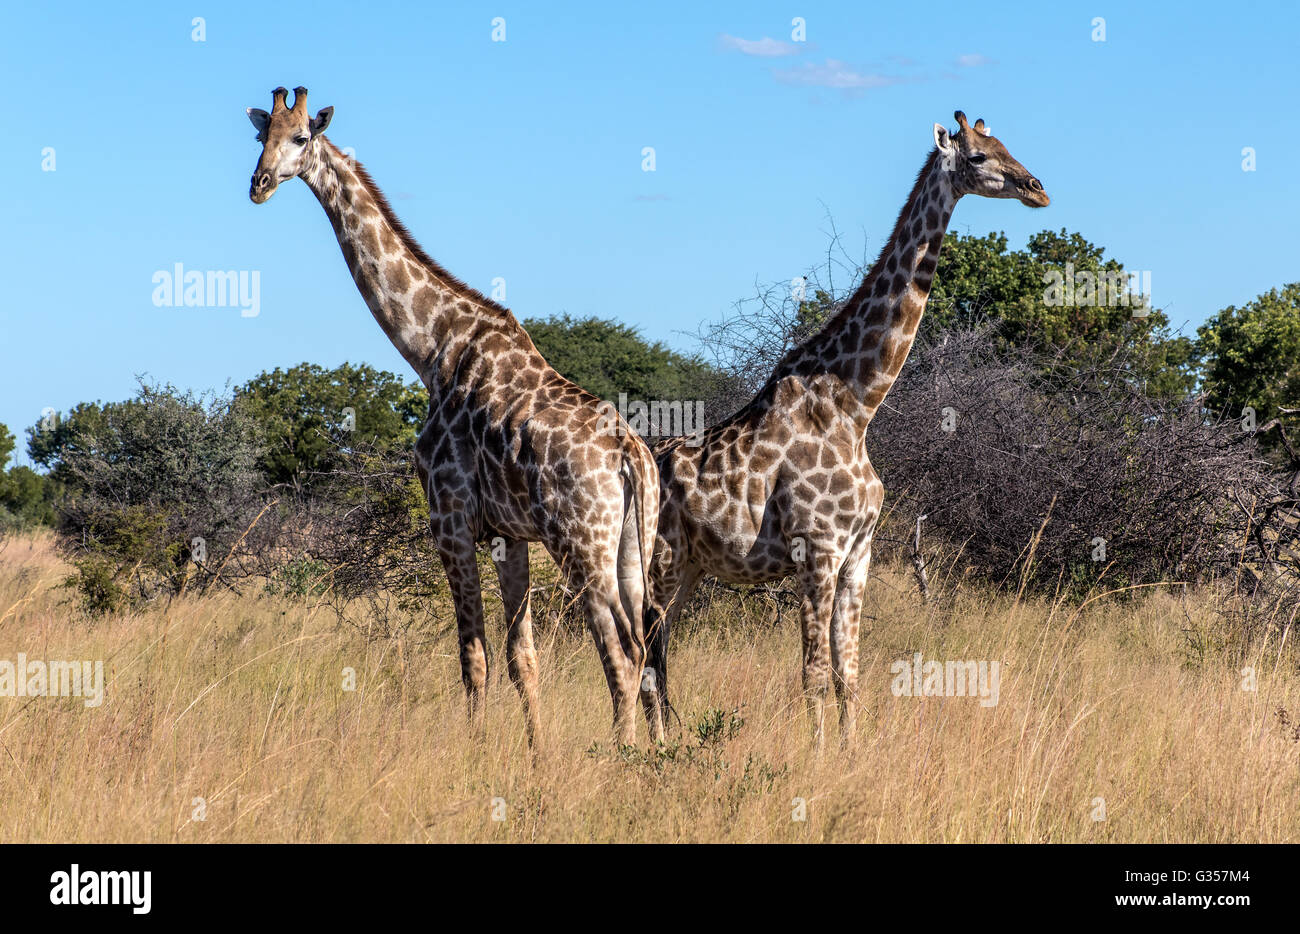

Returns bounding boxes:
[1,530,1297,843]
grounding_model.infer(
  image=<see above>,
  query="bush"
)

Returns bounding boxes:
[263,556,331,598]
[524,313,722,407]
[53,381,267,613]
[66,555,127,617]
[867,329,1289,593]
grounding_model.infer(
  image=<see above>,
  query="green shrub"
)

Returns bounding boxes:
[265,556,331,598]
[51,381,265,614]
[66,555,127,617]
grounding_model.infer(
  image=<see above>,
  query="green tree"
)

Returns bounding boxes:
[0,422,56,528]
[26,401,114,481]
[1197,283,1300,433]
[236,362,426,491]
[928,229,1196,399]
[524,313,719,403]
[0,466,57,529]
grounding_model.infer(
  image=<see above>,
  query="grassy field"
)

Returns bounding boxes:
[1,530,1297,843]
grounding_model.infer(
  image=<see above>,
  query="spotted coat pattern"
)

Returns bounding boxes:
[644,112,1048,747]
[248,88,664,746]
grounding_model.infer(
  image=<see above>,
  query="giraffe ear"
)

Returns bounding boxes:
[247,108,270,139]
[309,106,334,137]
[933,123,954,154]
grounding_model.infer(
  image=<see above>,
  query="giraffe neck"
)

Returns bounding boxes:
[299,138,520,389]
[777,150,958,430]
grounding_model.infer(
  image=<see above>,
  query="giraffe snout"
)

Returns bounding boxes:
[1017,175,1050,208]
[249,171,276,204]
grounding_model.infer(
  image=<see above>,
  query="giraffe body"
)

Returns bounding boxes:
[645,112,1048,747]
[247,88,664,746]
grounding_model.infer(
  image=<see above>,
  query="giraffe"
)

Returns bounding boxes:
[246,87,664,746]
[644,111,1048,747]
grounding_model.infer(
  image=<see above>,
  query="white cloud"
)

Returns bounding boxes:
[772,59,901,90]
[719,34,801,57]
[955,53,996,67]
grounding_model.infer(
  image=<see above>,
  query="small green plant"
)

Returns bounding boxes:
[587,705,749,783]
[722,753,789,817]
[693,707,745,746]
[66,555,126,617]
[265,556,331,598]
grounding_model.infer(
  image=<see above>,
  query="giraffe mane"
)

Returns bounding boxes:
[831,147,941,332]
[731,146,942,421]
[324,139,515,319]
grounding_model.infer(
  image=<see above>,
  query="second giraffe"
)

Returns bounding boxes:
[644,111,1049,748]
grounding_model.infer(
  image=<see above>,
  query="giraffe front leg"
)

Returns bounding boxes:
[436,536,489,736]
[494,539,542,748]
[796,550,839,753]
[830,539,872,746]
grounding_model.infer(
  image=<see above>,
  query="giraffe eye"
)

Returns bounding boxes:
[968,153,987,164]
[294,136,310,146]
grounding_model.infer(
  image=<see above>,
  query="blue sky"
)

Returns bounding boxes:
[2,1,1297,463]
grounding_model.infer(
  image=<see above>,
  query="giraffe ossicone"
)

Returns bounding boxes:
[645,110,1048,749]
[247,86,666,747]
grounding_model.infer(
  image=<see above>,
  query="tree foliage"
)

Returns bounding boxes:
[696,228,1198,419]
[27,401,115,481]
[524,313,720,404]
[1196,284,1300,433]
[928,229,1196,400]
[53,382,267,612]
[0,424,57,530]
[236,362,425,492]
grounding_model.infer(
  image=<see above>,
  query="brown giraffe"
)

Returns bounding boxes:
[644,111,1048,747]
[246,87,664,746]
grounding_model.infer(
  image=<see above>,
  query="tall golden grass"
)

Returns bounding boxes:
[1,530,1296,843]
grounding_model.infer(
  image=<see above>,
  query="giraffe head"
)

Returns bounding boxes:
[933,110,1048,208]
[246,86,333,204]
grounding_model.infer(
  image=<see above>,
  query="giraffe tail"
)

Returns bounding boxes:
[621,445,658,644]
[621,444,673,739]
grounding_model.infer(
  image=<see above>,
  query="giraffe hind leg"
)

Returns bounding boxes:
[830,541,872,746]
[640,601,668,743]
[584,581,642,747]
[796,552,838,753]
[578,513,646,748]
[494,539,542,747]
[612,490,667,745]
[643,562,698,741]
